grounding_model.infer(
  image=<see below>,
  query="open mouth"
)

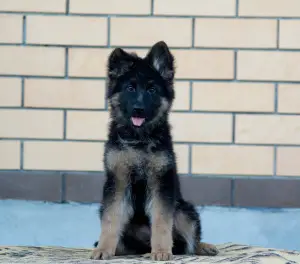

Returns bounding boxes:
[131,117,145,127]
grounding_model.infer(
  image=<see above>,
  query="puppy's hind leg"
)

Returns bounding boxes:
[173,200,219,256]
[195,242,219,256]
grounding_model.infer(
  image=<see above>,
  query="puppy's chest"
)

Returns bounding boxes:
[106,145,169,178]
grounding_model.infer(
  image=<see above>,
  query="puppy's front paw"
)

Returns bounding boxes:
[90,248,114,260]
[151,251,173,261]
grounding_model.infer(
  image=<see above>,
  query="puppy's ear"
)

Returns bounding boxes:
[145,41,175,82]
[107,48,134,79]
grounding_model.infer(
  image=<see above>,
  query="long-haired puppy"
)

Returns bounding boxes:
[91,41,219,261]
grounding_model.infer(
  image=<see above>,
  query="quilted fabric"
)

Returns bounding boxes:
[0,243,299,264]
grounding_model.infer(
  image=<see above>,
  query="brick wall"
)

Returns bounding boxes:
[1,0,300,207]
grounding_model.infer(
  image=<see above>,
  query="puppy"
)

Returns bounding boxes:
[91,41,219,261]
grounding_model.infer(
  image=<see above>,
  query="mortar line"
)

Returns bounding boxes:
[232,114,236,143]
[66,0,70,14]
[3,41,300,51]
[3,74,300,84]
[2,105,300,115]
[235,0,239,17]
[65,48,69,78]
[274,83,279,113]
[1,11,300,19]
[191,18,195,48]
[276,19,280,49]
[234,50,238,80]
[189,81,193,111]
[107,16,111,47]
[151,0,154,15]
[21,78,25,107]
[22,15,26,45]
[63,111,67,139]
[4,138,300,148]
[2,168,299,180]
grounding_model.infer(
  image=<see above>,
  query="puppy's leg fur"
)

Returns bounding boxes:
[173,200,219,256]
[196,242,219,256]
[149,195,174,261]
[91,173,132,260]
[146,168,177,261]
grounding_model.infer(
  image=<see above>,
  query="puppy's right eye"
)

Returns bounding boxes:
[127,85,135,92]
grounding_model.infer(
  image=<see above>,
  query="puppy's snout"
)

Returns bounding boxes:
[133,107,145,116]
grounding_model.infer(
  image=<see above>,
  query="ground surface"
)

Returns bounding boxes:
[1,243,300,263]
[1,200,300,252]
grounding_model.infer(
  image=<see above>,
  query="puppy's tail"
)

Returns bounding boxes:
[195,242,219,256]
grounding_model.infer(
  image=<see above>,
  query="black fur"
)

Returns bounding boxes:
[91,41,218,260]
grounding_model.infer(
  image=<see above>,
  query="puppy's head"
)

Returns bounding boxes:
[106,41,175,130]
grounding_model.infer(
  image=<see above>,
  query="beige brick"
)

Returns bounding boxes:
[173,50,234,79]
[239,0,300,17]
[236,115,300,144]
[27,16,107,46]
[0,15,22,43]
[0,0,66,13]
[170,113,232,143]
[69,48,148,77]
[237,51,300,81]
[0,141,20,169]
[279,20,300,49]
[0,46,64,76]
[192,82,274,112]
[69,48,111,77]
[154,0,235,16]
[195,19,276,48]
[25,79,106,109]
[174,144,189,174]
[24,141,104,171]
[111,17,191,47]
[70,0,151,15]
[277,147,300,176]
[67,111,109,140]
[172,82,190,111]
[0,110,63,139]
[278,84,300,113]
[0,78,22,107]
[192,145,273,175]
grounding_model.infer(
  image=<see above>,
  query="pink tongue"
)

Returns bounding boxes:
[131,117,145,127]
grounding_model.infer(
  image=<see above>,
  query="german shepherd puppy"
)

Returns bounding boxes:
[91,41,219,261]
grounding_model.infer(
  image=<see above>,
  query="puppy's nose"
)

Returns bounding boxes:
[133,107,144,116]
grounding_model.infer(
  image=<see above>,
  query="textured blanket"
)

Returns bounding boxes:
[0,243,299,264]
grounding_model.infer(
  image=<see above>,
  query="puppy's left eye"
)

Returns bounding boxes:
[127,85,135,92]
[148,87,156,94]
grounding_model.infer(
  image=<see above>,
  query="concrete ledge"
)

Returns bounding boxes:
[0,243,299,263]
[1,171,300,208]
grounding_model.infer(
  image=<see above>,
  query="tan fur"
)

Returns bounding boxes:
[148,98,170,127]
[91,145,134,260]
[174,211,195,254]
[106,147,139,181]
[107,144,169,181]
[146,150,169,174]
[196,242,219,256]
[149,195,174,261]
[91,189,132,259]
